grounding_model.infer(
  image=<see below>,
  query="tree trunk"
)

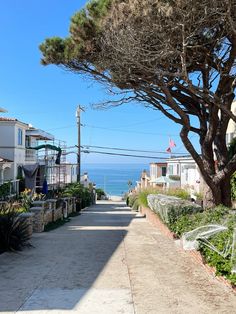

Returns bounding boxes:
[220,176,232,208]
[203,184,221,208]
[202,177,232,208]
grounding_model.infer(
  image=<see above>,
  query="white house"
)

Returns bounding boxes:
[64,163,77,184]
[0,117,76,192]
[226,100,236,146]
[0,156,13,184]
[0,117,32,180]
[149,162,167,180]
[167,156,203,193]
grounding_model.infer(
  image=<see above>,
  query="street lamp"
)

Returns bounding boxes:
[76,106,84,182]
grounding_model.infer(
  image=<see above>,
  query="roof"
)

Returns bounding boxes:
[26,128,54,141]
[150,162,167,166]
[0,117,17,121]
[0,107,7,113]
[0,156,13,163]
[167,155,193,161]
[0,117,29,126]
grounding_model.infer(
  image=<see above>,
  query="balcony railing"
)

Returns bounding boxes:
[25,149,36,162]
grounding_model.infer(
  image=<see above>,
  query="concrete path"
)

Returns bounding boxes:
[0,201,236,314]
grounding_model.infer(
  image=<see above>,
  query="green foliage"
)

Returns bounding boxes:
[40,37,68,65]
[126,193,137,207]
[165,188,189,200]
[161,204,236,285]
[0,205,31,253]
[87,0,112,20]
[44,217,70,232]
[231,172,236,200]
[228,137,236,160]
[137,189,154,208]
[96,188,105,200]
[168,175,180,181]
[199,223,236,285]
[44,211,81,232]
[168,205,230,236]
[40,0,236,209]
[166,204,203,228]
[0,182,11,199]
[62,183,93,209]
[40,0,112,66]
[132,199,140,211]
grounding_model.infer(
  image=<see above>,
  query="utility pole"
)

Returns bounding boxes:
[76,106,84,182]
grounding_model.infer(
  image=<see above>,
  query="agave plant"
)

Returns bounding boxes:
[0,204,31,253]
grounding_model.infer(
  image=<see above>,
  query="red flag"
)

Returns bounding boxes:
[166,147,171,153]
[169,138,176,148]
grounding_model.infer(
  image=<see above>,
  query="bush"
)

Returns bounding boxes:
[147,194,202,225]
[162,204,236,285]
[231,172,236,200]
[96,188,105,200]
[165,188,189,200]
[168,205,230,236]
[0,182,11,200]
[0,205,31,253]
[127,193,138,207]
[62,183,93,210]
[198,215,236,285]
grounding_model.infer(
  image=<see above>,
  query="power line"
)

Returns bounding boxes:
[80,149,169,159]
[83,124,180,137]
[81,144,188,155]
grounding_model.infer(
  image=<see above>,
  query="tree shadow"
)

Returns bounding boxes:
[0,202,135,312]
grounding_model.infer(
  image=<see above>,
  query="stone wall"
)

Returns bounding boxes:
[19,212,34,237]
[30,207,44,233]
[29,197,77,233]
[44,209,53,225]
[53,207,63,222]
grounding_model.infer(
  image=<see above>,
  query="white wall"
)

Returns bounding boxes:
[226,100,236,145]
[167,158,202,193]
[0,121,28,180]
[65,164,77,184]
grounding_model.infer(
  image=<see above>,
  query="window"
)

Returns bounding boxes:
[25,136,30,148]
[168,165,173,175]
[18,128,23,145]
[162,167,167,176]
[177,164,179,175]
[185,170,188,182]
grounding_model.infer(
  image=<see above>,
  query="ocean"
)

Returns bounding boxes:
[81,163,149,196]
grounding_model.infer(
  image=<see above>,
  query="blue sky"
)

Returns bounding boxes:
[0,0,197,164]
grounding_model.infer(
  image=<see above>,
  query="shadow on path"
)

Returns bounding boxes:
[0,201,136,313]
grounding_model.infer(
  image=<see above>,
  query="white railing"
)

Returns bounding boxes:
[0,179,20,199]
[25,149,36,162]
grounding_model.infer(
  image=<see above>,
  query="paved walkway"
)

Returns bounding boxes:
[0,201,236,313]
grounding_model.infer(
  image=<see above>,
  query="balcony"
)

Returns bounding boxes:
[25,149,36,163]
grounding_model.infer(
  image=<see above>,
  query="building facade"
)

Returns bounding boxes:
[0,117,77,192]
[167,156,203,193]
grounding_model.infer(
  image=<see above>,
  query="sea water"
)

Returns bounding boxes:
[81,163,149,196]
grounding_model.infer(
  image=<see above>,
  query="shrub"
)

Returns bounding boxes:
[0,205,31,253]
[198,216,236,285]
[96,188,105,200]
[137,190,152,208]
[162,204,236,285]
[62,183,93,209]
[231,172,236,200]
[168,175,180,181]
[127,193,138,207]
[168,205,229,236]
[0,182,11,200]
[165,188,189,200]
